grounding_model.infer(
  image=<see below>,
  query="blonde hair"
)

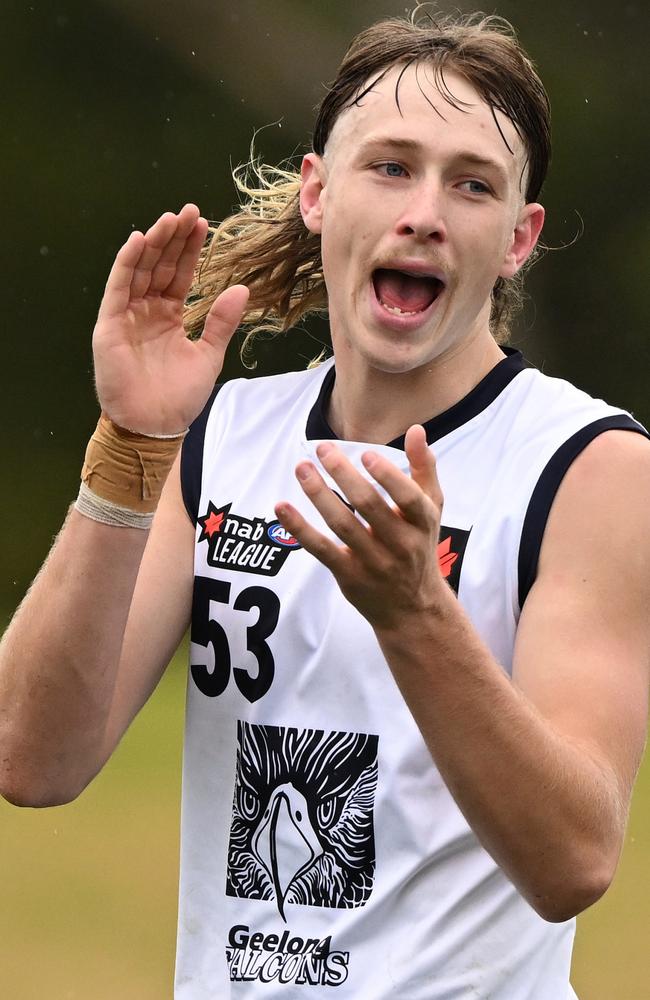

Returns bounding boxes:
[184,156,318,362]
[184,8,551,354]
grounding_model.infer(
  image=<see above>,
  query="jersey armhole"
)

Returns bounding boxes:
[180,384,223,525]
[517,414,649,609]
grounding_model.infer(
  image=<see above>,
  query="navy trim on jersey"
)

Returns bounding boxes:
[181,384,224,524]
[306,348,529,448]
[517,414,649,609]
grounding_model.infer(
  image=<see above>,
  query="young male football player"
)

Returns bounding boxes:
[2,11,649,998]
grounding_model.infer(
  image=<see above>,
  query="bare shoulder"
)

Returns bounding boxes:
[557,425,650,492]
[526,424,650,630]
[539,426,650,565]
[514,427,650,786]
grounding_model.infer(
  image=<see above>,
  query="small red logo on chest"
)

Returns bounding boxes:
[436,526,471,593]
[437,535,459,578]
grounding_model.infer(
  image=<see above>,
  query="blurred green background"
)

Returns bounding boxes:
[1,0,648,996]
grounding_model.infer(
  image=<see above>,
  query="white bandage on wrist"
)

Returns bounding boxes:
[74,482,155,530]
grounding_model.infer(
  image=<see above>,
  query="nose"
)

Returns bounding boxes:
[395,182,447,243]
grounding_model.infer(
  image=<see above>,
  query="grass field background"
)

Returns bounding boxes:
[1,643,648,999]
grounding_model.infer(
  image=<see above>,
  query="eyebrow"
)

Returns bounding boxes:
[356,137,511,185]
[356,137,422,155]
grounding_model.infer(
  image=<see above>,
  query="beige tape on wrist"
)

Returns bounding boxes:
[78,414,186,518]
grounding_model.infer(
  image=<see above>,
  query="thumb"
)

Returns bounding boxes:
[200,284,250,352]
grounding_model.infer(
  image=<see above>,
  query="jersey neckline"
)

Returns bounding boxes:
[305,348,530,449]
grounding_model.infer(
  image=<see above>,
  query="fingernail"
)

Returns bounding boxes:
[361,451,377,470]
[296,463,311,481]
[316,442,332,459]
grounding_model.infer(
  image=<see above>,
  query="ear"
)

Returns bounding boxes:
[299,153,327,235]
[499,203,545,278]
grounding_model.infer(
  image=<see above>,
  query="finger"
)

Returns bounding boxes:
[199,284,250,354]
[160,214,210,300]
[274,501,348,574]
[404,425,443,506]
[294,460,377,557]
[360,446,435,529]
[315,442,396,536]
[131,212,177,300]
[148,204,206,296]
[96,230,145,321]
[129,211,183,300]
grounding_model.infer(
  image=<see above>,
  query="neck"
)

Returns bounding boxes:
[327,333,506,444]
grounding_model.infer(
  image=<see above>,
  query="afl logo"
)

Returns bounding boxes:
[267,523,301,548]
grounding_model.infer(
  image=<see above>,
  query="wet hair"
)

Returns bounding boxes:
[184,7,551,353]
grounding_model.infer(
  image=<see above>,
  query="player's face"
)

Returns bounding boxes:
[300,63,543,376]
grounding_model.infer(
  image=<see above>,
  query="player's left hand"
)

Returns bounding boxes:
[275,425,450,631]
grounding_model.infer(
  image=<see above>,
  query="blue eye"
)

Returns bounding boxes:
[378,162,406,178]
[461,179,490,195]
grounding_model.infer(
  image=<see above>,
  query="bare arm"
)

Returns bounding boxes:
[275,427,650,922]
[0,459,192,806]
[0,205,248,807]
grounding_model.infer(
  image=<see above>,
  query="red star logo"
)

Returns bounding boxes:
[202,510,224,538]
[437,535,459,578]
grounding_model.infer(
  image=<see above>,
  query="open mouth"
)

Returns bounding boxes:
[372,268,445,316]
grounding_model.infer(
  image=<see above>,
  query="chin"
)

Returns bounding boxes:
[359,341,439,376]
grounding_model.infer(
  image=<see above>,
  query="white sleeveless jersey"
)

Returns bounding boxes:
[177,351,645,999]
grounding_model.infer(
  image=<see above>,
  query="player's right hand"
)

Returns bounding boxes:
[92,203,249,435]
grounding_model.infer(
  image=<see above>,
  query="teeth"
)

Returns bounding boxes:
[380,300,421,316]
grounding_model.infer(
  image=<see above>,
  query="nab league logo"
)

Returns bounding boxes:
[197,501,301,576]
